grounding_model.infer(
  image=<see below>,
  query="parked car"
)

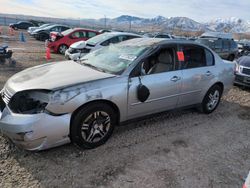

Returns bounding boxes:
[9,21,34,30]
[144,33,173,39]
[237,42,250,57]
[46,28,100,54]
[65,32,141,60]
[196,36,238,61]
[0,38,234,151]
[27,23,51,34]
[234,56,250,87]
[0,45,13,64]
[32,25,70,41]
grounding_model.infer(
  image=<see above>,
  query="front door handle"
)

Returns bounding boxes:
[205,71,212,76]
[170,76,181,82]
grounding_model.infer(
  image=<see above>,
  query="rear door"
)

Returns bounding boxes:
[177,44,215,107]
[127,45,182,119]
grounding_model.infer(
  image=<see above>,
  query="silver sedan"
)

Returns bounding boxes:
[0,38,235,151]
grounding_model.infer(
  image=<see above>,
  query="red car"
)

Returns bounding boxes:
[46,28,100,54]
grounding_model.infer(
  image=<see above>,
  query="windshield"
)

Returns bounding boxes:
[40,24,50,28]
[87,33,113,46]
[79,44,148,74]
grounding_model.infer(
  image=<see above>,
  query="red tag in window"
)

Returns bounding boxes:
[177,51,184,61]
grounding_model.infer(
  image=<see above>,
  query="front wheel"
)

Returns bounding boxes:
[70,103,117,149]
[201,85,222,114]
[58,44,68,54]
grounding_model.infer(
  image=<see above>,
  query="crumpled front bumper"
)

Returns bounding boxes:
[64,50,81,61]
[0,107,71,151]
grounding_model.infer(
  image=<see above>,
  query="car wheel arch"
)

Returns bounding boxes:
[205,81,224,94]
[69,99,120,134]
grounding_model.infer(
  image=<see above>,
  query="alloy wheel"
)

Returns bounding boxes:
[206,90,220,111]
[81,111,111,143]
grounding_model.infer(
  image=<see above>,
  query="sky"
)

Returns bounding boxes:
[1,0,250,22]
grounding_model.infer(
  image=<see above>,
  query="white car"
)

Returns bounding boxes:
[27,24,50,34]
[65,32,142,60]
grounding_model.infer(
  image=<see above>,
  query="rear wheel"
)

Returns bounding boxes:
[58,44,68,54]
[201,85,222,114]
[70,103,117,149]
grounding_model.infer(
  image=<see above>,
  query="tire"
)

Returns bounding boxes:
[70,103,117,149]
[58,44,68,54]
[201,85,222,114]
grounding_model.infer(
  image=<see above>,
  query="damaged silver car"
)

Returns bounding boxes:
[0,38,235,151]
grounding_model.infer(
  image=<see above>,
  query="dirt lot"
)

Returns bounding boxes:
[0,26,250,188]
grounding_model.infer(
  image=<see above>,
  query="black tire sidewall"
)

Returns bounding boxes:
[70,103,117,149]
[202,85,222,114]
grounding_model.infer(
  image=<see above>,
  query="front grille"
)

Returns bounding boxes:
[81,48,91,53]
[69,48,90,54]
[235,75,244,82]
[1,88,12,105]
[242,67,250,75]
[0,95,5,111]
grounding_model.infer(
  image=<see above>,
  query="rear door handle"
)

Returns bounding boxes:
[170,76,181,82]
[205,71,212,76]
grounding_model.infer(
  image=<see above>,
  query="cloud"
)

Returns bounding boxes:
[0,0,250,22]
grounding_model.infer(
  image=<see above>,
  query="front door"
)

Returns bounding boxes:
[127,46,182,119]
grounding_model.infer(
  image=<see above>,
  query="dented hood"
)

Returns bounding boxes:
[5,60,114,94]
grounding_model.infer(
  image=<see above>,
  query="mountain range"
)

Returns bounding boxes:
[100,15,250,33]
[1,13,250,33]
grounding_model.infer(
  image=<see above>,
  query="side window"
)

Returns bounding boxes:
[50,27,57,32]
[101,37,120,46]
[182,46,206,69]
[118,35,128,42]
[109,36,120,44]
[88,32,97,38]
[61,27,69,32]
[127,36,140,40]
[72,31,86,38]
[142,48,176,75]
[214,40,222,49]
[205,49,214,66]
[223,40,230,51]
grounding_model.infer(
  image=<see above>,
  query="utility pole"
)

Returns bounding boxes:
[129,18,131,31]
[104,15,107,29]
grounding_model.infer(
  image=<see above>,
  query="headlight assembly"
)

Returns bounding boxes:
[9,90,50,114]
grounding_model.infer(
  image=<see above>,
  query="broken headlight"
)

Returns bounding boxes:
[9,90,50,114]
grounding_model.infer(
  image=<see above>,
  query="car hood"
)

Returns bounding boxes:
[70,41,87,49]
[237,56,250,67]
[5,60,115,94]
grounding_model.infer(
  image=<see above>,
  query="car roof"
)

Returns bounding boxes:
[71,28,98,32]
[118,37,205,47]
[105,31,141,37]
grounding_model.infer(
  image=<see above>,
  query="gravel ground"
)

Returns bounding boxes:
[0,27,250,188]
